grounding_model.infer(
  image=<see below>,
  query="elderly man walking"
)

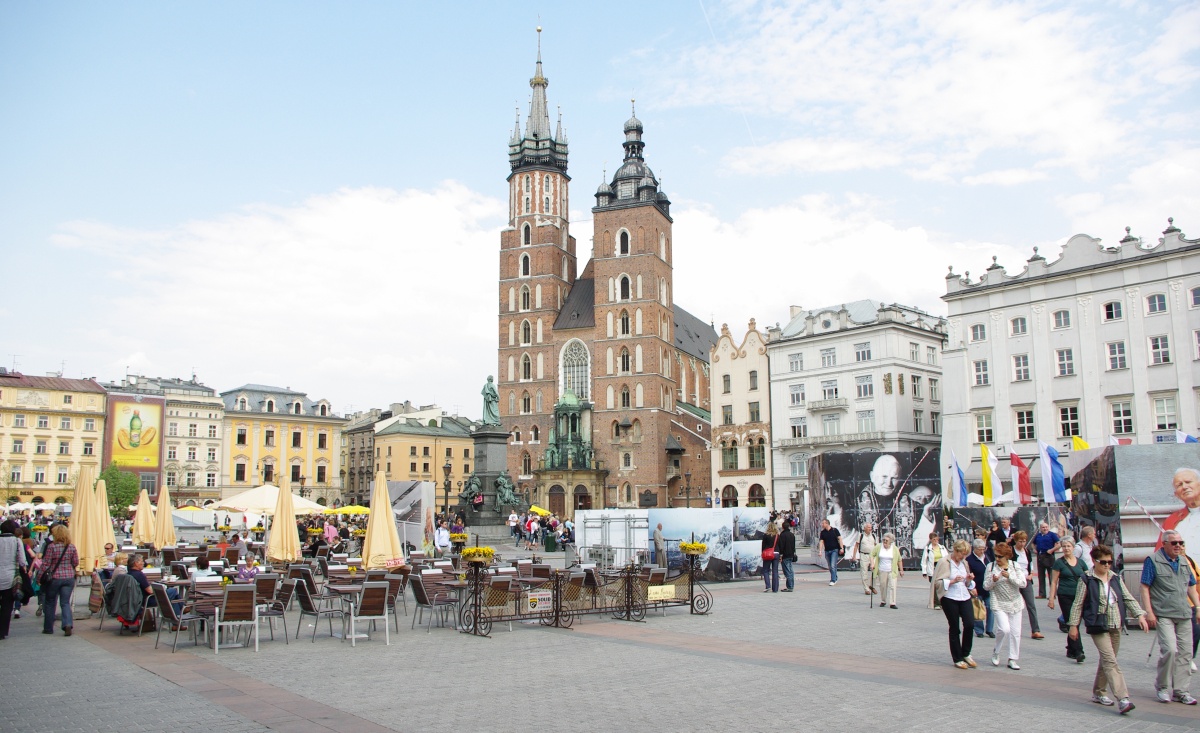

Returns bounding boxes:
[1141,529,1200,705]
[856,522,877,595]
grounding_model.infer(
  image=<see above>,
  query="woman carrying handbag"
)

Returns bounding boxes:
[761,523,780,593]
[0,519,28,640]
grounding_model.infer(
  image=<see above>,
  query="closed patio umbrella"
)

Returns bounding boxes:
[154,484,177,547]
[92,478,118,553]
[266,475,301,564]
[131,489,156,546]
[73,466,102,574]
[361,470,404,569]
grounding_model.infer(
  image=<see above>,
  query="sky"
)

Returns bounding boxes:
[2,1,1198,419]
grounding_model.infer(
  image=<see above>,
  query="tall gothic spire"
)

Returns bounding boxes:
[508,27,569,175]
[525,27,552,140]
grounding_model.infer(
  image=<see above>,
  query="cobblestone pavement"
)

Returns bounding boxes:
[3,568,1197,733]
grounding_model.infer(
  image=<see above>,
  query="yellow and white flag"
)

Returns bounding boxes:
[980,444,1002,507]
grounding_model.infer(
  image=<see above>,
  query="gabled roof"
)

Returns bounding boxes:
[375,415,474,438]
[674,305,718,362]
[0,372,106,394]
[553,278,595,330]
[676,401,711,423]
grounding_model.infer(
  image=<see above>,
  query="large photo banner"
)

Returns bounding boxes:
[810,450,941,570]
[104,395,165,482]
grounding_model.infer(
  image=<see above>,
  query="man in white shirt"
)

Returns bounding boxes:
[434,521,451,557]
[1074,525,1097,562]
[508,511,519,541]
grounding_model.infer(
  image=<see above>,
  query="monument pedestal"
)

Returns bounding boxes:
[456,424,527,528]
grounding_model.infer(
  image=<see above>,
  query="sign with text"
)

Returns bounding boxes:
[647,584,676,601]
[525,590,552,613]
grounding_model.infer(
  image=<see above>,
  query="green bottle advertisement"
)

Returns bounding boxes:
[129,410,142,448]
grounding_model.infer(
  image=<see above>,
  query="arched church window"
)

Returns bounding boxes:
[531,425,539,442]
[521,254,530,277]
[561,340,590,400]
[620,348,630,374]
[521,286,531,311]
[523,224,531,245]
[521,354,532,380]
[620,310,630,336]
[619,231,629,256]
[620,276,630,300]
[521,320,532,345]
[620,386,631,408]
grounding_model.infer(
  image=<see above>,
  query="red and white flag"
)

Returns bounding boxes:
[1009,448,1032,505]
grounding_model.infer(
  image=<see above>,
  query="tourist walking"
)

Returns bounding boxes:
[761,523,780,593]
[1031,521,1061,598]
[1011,531,1044,639]
[1049,536,1088,662]
[818,519,843,586]
[1068,544,1149,715]
[985,541,1026,670]
[869,532,903,608]
[778,522,797,592]
[921,532,946,583]
[934,539,977,669]
[1139,529,1198,705]
[40,524,79,636]
[0,519,28,640]
[967,539,994,638]
[856,522,877,596]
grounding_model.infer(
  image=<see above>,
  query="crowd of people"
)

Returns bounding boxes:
[505,510,574,552]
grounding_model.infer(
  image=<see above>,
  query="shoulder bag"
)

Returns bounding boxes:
[762,535,778,561]
[37,542,68,588]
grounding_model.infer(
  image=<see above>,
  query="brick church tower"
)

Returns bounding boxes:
[497,33,715,517]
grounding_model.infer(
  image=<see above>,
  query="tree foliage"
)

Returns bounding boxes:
[98,463,140,518]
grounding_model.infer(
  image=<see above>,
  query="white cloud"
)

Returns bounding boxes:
[724,138,903,174]
[49,184,504,417]
[962,169,1049,186]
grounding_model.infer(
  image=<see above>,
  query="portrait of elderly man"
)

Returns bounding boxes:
[1160,468,1200,553]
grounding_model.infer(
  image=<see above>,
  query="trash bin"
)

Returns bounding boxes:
[544,533,557,552]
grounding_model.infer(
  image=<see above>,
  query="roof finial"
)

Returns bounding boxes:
[1033,246,1038,255]
[631,98,636,116]
[1164,216,1180,234]
[536,25,542,62]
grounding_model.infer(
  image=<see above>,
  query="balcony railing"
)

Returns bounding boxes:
[666,466,681,479]
[806,397,848,411]
[777,431,883,448]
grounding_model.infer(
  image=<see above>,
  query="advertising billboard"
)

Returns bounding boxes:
[105,394,165,472]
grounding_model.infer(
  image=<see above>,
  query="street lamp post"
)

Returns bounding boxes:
[442,461,452,517]
[684,471,693,508]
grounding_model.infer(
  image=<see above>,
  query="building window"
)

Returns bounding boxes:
[12,414,25,428]
[1059,406,1080,437]
[562,340,590,400]
[913,410,924,433]
[521,321,532,345]
[857,410,876,433]
[790,417,808,438]
[31,466,44,484]
[911,375,922,398]
[931,412,940,434]
[788,353,803,372]
[292,431,302,448]
[11,439,22,453]
[619,277,630,300]
[62,394,72,404]
[722,374,731,393]
[82,442,93,456]
[1015,410,1036,441]
[820,348,836,367]
[1053,310,1071,329]
[207,447,217,462]
[927,346,937,365]
[293,402,302,415]
[1010,317,1027,335]
[57,468,68,484]
[168,422,178,437]
[974,360,989,386]
[263,464,274,483]
[619,231,629,255]
[264,429,275,447]
[1146,293,1167,314]
[318,433,327,450]
[790,454,808,477]
[410,462,417,473]
[749,370,758,390]
[208,424,217,438]
[167,446,177,460]
[748,441,765,469]
[1107,342,1127,370]
[976,413,993,443]
[1104,301,1122,321]
[236,428,247,446]
[84,418,95,431]
[206,473,216,487]
[58,440,69,455]
[619,310,630,335]
[1013,354,1030,382]
[620,387,631,409]
[530,426,539,443]
[59,417,71,430]
[166,471,177,487]
[316,465,327,483]
[854,342,871,362]
[722,405,733,425]
[721,442,738,470]
[970,324,986,342]
[187,447,197,461]
[521,254,531,277]
[1195,329,1200,360]
[821,380,838,400]
[35,440,47,454]
[930,378,939,401]
[748,402,761,422]
[8,466,19,483]
[1111,401,1133,434]
[789,383,806,405]
[1056,348,1075,376]
[238,397,247,410]
[855,375,873,399]
[910,342,920,360]
[822,414,841,436]
[521,286,531,311]
[266,400,275,413]
[521,354,532,380]
[36,415,48,429]
[1154,396,1178,430]
[1150,335,1171,364]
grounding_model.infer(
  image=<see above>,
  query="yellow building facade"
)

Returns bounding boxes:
[219,385,346,506]
[0,371,107,506]
[373,416,474,510]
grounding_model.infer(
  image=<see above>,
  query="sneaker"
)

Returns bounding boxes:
[1007,660,1020,670]
[1157,689,1172,704]
[1091,694,1114,706]
[829,581,836,586]
[1077,654,1086,664]
[12,611,18,619]
[63,627,72,637]
[1031,632,1045,639]
[1192,661,1197,673]
[889,604,897,609]
[986,632,995,638]
[991,653,1000,667]
[880,602,886,607]
[1117,698,1135,714]
[781,588,793,592]
[1173,691,1197,705]
[964,656,978,668]
[953,661,969,669]
[763,589,771,593]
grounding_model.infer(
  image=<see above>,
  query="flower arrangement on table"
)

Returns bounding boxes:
[679,542,708,556]
[449,533,469,544]
[352,528,367,537]
[460,546,495,563]
[32,525,48,533]
[217,525,232,531]
[307,528,322,535]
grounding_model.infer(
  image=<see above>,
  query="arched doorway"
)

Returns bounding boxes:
[748,484,766,507]
[721,485,739,507]
[574,485,592,511]
[548,485,565,516]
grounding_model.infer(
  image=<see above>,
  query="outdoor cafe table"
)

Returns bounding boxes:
[322,585,368,640]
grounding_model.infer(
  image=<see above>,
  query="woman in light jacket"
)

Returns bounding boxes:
[984,540,1026,670]
[921,532,946,581]
[869,532,903,609]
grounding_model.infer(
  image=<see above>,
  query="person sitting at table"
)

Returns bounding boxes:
[110,552,129,578]
[303,534,327,558]
[128,555,182,616]
[100,543,117,580]
[231,533,249,561]
[216,534,230,555]
[191,556,217,579]
[235,558,259,583]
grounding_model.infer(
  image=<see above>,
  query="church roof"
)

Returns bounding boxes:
[673,305,718,361]
[552,278,595,330]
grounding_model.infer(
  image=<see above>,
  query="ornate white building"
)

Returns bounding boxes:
[941,220,1200,491]
[766,301,946,512]
[709,321,772,509]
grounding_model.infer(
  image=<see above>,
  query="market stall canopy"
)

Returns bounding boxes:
[209,484,325,515]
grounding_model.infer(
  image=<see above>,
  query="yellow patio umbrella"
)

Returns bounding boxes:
[92,478,118,553]
[154,484,177,547]
[131,489,156,545]
[326,505,369,515]
[528,504,551,517]
[266,475,301,564]
[178,505,203,511]
[72,466,102,574]
[361,470,404,569]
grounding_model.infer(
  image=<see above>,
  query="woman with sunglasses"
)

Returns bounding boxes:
[1067,545,1149,715]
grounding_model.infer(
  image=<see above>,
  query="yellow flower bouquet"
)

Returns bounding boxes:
[460,546,495,563]
[217,525,232,531]
[679,542,707,555]
[352,528,367,537]
[449,532,469,543]
[306,528,322,535]
[32,525,49,532]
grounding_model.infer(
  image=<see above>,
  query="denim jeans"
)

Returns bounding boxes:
[973,594,995,635]
[762,558,779,591]
[43,578,74,632]
[825,551,839,582]
[781,557,795,590]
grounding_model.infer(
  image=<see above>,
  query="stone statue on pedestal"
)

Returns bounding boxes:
[481,376,501,426]
[494,470,519,507]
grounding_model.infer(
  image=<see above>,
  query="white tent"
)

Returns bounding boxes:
[208,484,325,515]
